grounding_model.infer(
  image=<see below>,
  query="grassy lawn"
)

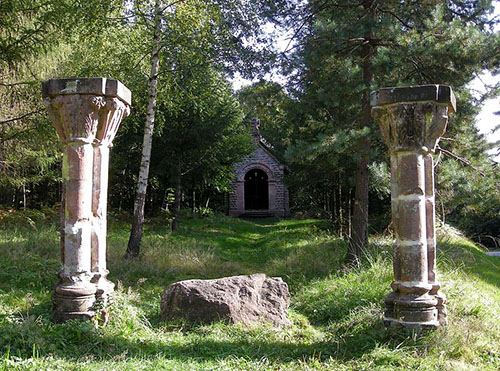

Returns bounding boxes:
[0,214,499,370]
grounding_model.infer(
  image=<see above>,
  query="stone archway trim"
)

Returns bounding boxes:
[237,162,276,182]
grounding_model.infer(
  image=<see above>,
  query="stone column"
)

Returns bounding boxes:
[92,92,130,317]
[42,78,131,323]
[424,154,447,325]
[371,85,455,328]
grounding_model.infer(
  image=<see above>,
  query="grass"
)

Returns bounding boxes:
[0,213,499,370]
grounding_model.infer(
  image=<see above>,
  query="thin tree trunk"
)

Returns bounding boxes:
[332,181,337,231]
[339,178,343,237]
[161,189,168,211]
[125,0,162,258]
[346,0,375,265]
[348,188,352,239]
[172,169,182,231]
[22,183,26,210]
[191,187,196,215]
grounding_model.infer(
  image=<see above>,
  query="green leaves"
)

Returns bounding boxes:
[276,0,500,236]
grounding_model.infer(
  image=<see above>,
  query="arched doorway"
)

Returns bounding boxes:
[244,169,269,210]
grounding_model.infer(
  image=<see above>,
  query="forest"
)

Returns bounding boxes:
[1,0,499,254]
[1,1,500,370]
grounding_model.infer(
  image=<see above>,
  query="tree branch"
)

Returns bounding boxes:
[0,109,44,125]
[436,145,487,177]
[0,81,35,87]
[378,7,413,29]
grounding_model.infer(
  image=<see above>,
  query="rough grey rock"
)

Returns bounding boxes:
[160,273,290,327]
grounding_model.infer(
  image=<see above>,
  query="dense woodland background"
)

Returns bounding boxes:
[1,0,499,252]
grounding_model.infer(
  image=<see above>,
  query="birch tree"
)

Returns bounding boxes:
[124,0,292,257]
[126,0,162,258]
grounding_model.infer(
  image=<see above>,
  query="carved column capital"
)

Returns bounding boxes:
[43,94,103,144]
[42,78,131,146]
[373,103,449,153]
[96,97,131,146]
[371,85,455,153]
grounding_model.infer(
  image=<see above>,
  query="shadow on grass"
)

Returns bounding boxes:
[105,217,346,293]
[0,312,400,365]
[0,278,394,365]
[0,217,438,367]
[467,254,500,289]
[91,327,389,363]
[438,238,500,289]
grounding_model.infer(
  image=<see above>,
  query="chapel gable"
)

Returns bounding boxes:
[228,119,289,217]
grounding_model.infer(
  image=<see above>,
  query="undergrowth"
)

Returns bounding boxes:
[0,213,498,370]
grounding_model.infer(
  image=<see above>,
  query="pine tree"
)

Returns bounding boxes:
[281,0,500,262]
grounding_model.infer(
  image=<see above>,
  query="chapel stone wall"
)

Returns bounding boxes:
[229,143,289,217]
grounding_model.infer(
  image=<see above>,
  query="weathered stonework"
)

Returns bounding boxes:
[42,78,131,323]
[161,274,290,327]
[371,85,455,328]
[228,119,289,217]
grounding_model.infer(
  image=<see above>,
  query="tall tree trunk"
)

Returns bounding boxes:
[332,181,337,231]
[125,0,162,258]
[345,0,375,265]
[22,183,26,210]
[161,189,168,211]
[338,176,344,237]
[172,168,182,231]
[348,188,352,239]
[191,186,196,215]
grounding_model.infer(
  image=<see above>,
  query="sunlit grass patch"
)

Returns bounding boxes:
[0,214,498,370]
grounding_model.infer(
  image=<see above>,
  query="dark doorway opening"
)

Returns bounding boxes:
[244,169,269,210]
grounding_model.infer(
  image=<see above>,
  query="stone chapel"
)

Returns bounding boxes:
[228,119,290,217]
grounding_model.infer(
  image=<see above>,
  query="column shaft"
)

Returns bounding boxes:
[63,143,94,273]
[43,78,131,323]
[371,84,455,329]
[424,154,436,286]
[393,152,428,286]
[385,151,437,327]
[53,142,97,322]
[91,145,115,306]
[424,154,447,325]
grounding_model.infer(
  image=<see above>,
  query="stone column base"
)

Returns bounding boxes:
[384,291,439,328]
[52,280,97,323]
[435,291,447,326]
[93,274,115,324]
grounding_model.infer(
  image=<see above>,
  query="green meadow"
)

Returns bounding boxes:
[0,215,499,370]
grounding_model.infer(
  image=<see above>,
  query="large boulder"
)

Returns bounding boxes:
[160,273,290,327]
